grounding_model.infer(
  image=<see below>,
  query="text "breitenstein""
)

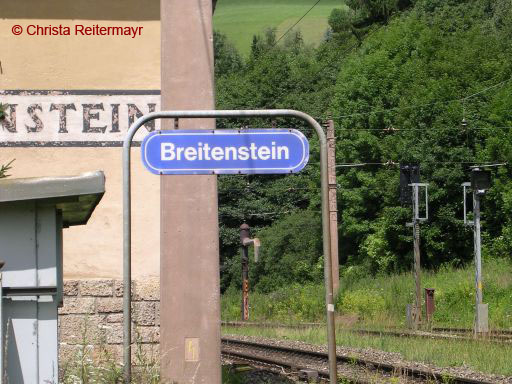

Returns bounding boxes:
[161,142,291,162]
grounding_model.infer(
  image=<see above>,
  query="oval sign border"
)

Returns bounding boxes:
[141,129,310,175]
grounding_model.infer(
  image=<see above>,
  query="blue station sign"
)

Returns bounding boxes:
[141,129,309,175]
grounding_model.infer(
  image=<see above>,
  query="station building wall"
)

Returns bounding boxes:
[0,0,162,280]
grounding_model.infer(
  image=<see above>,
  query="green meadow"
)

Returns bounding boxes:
[213,0,344,55]
[221,259,512,329]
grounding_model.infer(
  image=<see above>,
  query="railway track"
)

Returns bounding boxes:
[433,327,512,336]
[222,321,512,343]
[350,328,512,343]
[221,337,495,383]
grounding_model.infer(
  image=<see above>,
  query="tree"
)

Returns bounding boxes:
[215,0,512,291]
[347,0,411,23]
[492,0,512,41]
[330,0,512,271]
[214,30,243,77]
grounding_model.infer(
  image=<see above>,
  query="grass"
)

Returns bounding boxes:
[221,259,512,378]
[60,319,159,384]
[213,0,345,55]
[222,325,512,376]
[221,258,512,330]
[339,258,512,330]
[222,365,246,384]
[59,317,265,383]
[222,283,326,323]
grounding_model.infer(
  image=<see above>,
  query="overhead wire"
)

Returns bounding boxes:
[231,0,387,104]
[218,160,509,173]
[310,76,512,122]
[218,160,509,219]
[225,76,512,133]
[221,122,512,133]
[274,0,322,46]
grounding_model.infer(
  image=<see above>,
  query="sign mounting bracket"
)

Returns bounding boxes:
[122,109,337,384]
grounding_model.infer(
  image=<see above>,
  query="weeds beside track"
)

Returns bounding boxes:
[221,337,496,384]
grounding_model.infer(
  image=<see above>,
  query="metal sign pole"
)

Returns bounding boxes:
[473,190,483,307]
[123,109,337,384]
[412,185,421,328]
[413,220,421,328]
[407,182,428,329]
[463,168,490,335]
[473,189,488,334]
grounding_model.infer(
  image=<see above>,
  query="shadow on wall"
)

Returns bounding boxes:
[1,0,159,21]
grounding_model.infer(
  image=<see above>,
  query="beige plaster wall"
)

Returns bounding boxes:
[0,0,161,279]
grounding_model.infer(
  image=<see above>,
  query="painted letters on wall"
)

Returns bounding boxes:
[0,90,160,146]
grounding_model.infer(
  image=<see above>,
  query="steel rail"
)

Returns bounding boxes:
[223,348,374,384]
[123,110,337,383]
[433,327,512,336]
[222,321,512,343]
[221,337,496,384]
[222,349,333,382]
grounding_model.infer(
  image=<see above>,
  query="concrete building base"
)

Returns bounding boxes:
[58,279,161,369]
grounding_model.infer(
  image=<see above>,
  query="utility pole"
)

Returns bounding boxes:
[400,164,428,329]
[411,194,422,329]
[463,168,491,335]
[473,187,483,311]
[240,223,260,321]
[160,1,221,383]
[325,119,339,295]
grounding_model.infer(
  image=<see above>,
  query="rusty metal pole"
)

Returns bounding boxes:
[325,120,339,295]
[240,224,250,321]
[160,1,221,383]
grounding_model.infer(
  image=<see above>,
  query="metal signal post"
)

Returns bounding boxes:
[401,163,428,329]
[409,183,428,328]
[463,168,491,334]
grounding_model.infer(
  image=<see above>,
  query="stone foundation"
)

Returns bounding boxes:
[58,278,160,363]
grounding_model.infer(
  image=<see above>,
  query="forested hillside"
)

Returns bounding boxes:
[215,0,512,293]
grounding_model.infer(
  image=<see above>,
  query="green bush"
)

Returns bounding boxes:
[221,283,325,322]
[222,258,512,328]
[339,289,386,319]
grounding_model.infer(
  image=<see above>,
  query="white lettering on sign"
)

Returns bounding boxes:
[160,142,290,162]
[0,90,161,146]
